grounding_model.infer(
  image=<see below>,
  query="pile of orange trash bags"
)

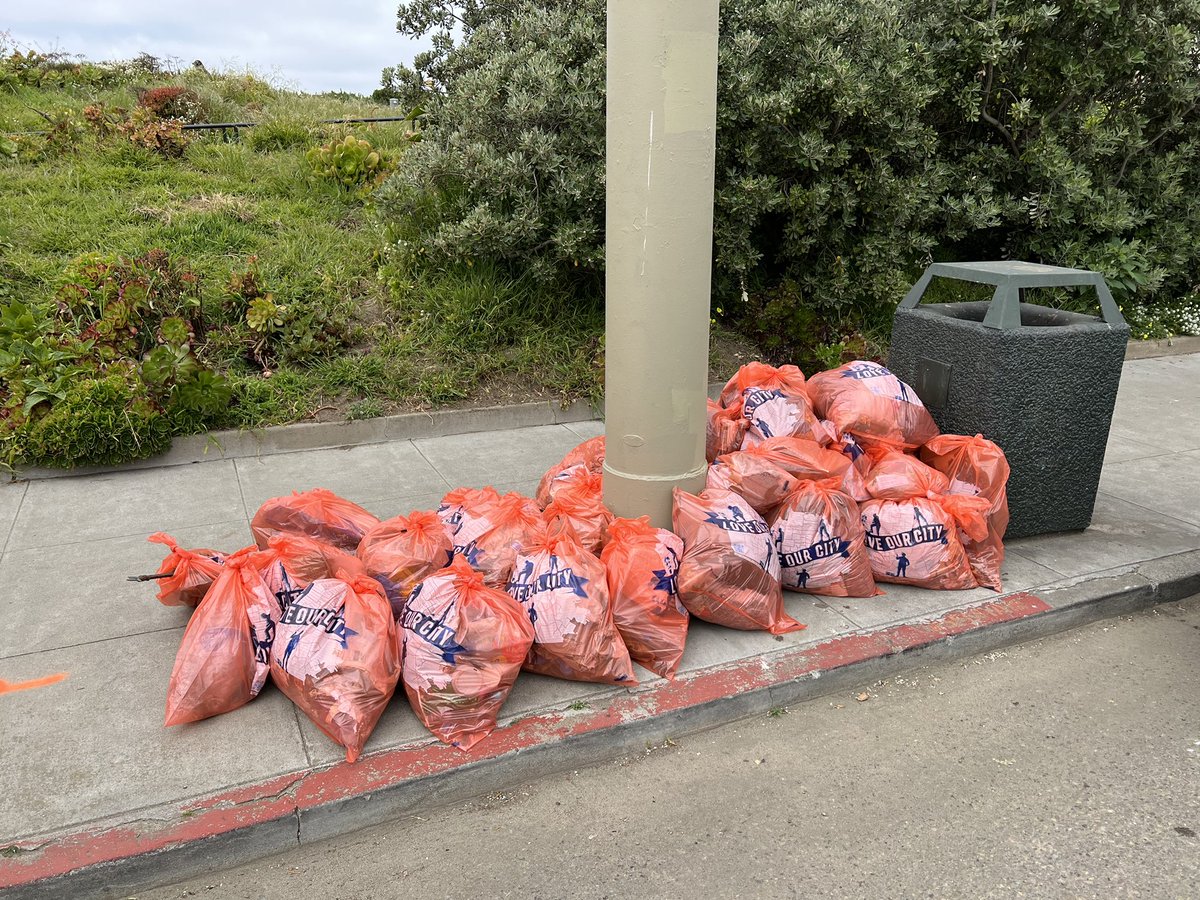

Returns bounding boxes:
[144,359,1009,764]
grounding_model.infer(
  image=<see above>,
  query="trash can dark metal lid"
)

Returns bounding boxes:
[899,260,1126,331]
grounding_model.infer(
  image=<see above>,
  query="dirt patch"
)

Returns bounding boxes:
[133,192,256,225]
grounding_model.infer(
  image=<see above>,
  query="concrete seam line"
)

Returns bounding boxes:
[601,461,709,483]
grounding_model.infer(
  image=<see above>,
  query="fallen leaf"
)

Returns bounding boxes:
[855,692,870,702]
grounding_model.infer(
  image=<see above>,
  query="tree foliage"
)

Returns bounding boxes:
[378,0,1200,356]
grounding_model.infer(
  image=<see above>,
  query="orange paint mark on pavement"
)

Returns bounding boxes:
[0,672,68,695]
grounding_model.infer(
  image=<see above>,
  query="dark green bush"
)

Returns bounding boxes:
[19,369,173,468]
[378,0,1200,358]
[0,250,234,469]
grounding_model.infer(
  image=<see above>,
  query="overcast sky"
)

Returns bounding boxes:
[5,1,426,94]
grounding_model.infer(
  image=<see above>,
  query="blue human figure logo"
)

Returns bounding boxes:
[548,554,589,598]
[894,552,910,579]
[913,506,930,528]
[651,546,680,598]
[455,540,482,568]
[252,613,275,664]
[870,513,882,535]
[512,558,534,588]
[817,519,831,542]
[429,604,462,664]
[896,380,911,403]
[274,568,304,611]
[281,631,303,670]
[797,568,810,589]
[728,505,747,522]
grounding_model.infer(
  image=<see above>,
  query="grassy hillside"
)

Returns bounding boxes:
[0,46,756,470]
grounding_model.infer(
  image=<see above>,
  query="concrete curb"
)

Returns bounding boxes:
[4,549,1197,899]
[1124,334,1200,360]
[11,397,602,482]
[11,383,730,483]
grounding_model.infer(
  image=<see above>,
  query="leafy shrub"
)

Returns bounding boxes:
[82,102,124,138]
[18,368,173,468]
[380,0,1200,354]
[137,86,206,123]
[118,107,190,157]
[55,249,203,359]
[0,37,164,91]
[306,134,391,189]
[376,1,605,286]
[220,256,350,369]
[141,343,234,429]
[0,249,234,468]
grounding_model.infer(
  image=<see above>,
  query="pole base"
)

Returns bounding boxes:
[603,462,708,530]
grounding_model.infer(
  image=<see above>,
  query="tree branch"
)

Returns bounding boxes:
[977,0,1020,156]
[1116,100,1199,185]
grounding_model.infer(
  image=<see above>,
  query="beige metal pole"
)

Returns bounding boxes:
[603,0,719,528]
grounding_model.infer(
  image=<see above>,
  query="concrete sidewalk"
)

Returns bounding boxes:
[2,354,1198,897]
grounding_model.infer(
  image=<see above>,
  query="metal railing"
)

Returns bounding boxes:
[5,114,417,138]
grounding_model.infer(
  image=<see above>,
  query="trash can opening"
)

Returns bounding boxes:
[921,300,1102,328]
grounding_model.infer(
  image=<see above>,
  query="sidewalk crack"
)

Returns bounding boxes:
[292,704,314,769]
[231,458,254,525]
[411,440,454,489]
[1,481,29,556]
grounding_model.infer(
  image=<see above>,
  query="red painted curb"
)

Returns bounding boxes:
[0,592,1050,890]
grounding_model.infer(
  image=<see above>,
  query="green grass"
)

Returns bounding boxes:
[0,58,612,456]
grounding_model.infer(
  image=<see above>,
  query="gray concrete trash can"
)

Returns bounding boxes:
[887,261,1129,539]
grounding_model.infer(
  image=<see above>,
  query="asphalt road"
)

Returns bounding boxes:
[145,596,1200,900]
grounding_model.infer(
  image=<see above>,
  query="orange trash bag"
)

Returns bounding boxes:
[719,362,828,447]
[823,423,872,501]
[251,533,362,612]
[270,572,400,763]
[769,479,876,597]
[164,550,280,726]
[920,434,1011,591]
[705,451,799,518]
[707,437,849,518]
[543,472,613,554]
[535,436,606,508]
[742,437,850,481]
[251,488,379,553]
[508,530,637,685]
[706,399,748,463]
[401,555,535,750]
[146,532,225,608]
[600,517,690,680]
[860,451,990,589]
[864,449,949,499]
[438,485,501,535]
[442,491,545,588]
[358,510,455,618]
[538,462,589,509]
[671,488,803,635]
[807,360,939,450]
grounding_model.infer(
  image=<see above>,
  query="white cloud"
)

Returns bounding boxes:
[5,1,427,93]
